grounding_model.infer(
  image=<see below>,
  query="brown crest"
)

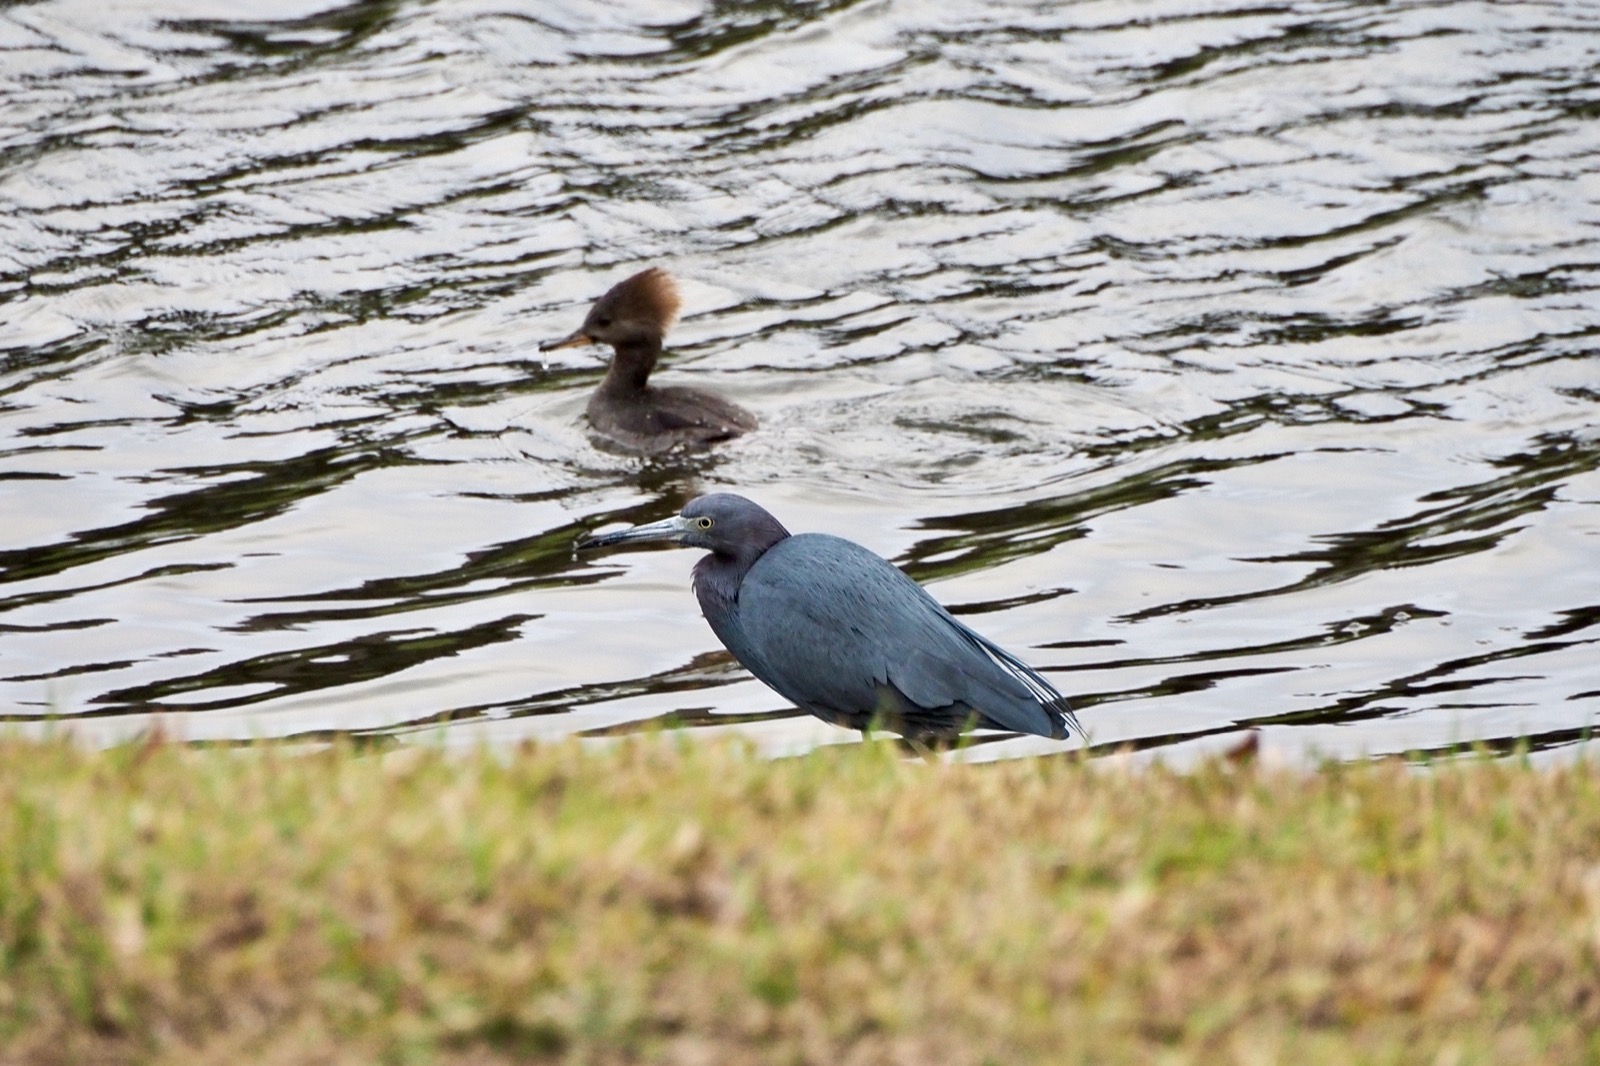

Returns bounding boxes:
[609,267,682,331]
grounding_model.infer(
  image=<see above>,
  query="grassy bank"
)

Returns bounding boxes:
[1,736,1598,1065]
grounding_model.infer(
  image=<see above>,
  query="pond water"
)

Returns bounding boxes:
[2,0,1597,764]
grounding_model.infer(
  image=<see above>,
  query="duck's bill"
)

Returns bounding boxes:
[578,514,692,550]
[539,329,594,352]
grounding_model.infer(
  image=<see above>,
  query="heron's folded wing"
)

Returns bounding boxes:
[737,536,1073,737]
[730,539,897,718]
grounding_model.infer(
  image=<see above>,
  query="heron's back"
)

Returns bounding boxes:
[714,534,1072,739]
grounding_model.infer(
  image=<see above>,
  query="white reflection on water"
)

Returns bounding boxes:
[1,0,1597,762]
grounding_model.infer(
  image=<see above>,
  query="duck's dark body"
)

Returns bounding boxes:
[586,380,757,454]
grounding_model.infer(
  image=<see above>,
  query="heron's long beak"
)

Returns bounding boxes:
[539,329,594,352]
[578,514,692,551]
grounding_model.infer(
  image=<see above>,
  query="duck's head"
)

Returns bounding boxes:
[541,267,682,354]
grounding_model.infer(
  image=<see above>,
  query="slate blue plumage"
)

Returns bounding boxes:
[579,493,1081,742]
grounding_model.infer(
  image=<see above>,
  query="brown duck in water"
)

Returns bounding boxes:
[541,268,757,453]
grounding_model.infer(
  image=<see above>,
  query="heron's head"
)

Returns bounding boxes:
[578,493,790,560]
[540,267,681,354]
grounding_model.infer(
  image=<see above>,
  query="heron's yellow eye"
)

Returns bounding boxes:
[695,516,714,530]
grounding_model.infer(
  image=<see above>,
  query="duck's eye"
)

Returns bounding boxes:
[695,516,714,530]
[594,316,611,328]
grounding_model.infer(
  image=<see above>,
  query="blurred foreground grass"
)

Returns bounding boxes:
[2,736,1599,1065]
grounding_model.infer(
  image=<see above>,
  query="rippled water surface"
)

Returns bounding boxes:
[3,0,1598,763]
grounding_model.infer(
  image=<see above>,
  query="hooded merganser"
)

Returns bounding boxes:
[540,268,757,453]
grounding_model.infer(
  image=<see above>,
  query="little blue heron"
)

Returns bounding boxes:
[541,268,757,453]
[579,494,1081,742]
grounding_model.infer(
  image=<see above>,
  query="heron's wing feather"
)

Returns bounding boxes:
[727,540,894,722]
[732,536,1073,738]
[941,618,1080,739]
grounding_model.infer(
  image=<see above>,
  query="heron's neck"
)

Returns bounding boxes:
[691,532,785,615]
[692,552,744,619]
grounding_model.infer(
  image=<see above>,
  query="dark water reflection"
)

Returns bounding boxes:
[1,0,1597,764]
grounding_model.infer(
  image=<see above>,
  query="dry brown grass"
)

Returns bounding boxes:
[1,735,1598,1065]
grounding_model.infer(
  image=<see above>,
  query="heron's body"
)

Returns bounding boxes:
[698,534,1069,738]
[580,494,1079,743]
